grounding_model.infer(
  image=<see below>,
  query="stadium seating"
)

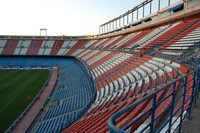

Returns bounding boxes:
[62,53,189,132]
[26,40,43,55]
[162,26,200,57]
[161,18,200,50]
[1,39,19,55]
[0,7,199,133]
[1,17,199,57]
[0,57,96,132]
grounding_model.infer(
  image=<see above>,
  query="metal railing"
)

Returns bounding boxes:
[108,66,200,133]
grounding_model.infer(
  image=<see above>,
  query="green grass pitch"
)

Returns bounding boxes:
[0,70,50,132]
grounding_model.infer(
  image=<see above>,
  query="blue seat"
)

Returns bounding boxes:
[0,57,96,133]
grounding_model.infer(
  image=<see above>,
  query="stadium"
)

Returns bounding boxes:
[0,0,200,133]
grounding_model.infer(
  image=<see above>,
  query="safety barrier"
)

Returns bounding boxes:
[108,66,200,133]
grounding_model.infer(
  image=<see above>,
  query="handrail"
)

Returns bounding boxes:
[108,66,200,133]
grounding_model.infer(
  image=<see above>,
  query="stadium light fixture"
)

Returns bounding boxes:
[40,28,47,36]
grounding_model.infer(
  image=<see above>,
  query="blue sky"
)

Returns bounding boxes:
[0,0,180,36]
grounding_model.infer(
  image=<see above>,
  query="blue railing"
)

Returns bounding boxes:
[108,66,200,133]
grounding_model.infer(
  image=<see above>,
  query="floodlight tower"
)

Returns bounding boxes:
[40,28,47,36]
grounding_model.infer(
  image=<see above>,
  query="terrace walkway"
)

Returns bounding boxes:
[182,94,200,133]
[11,68,58,133]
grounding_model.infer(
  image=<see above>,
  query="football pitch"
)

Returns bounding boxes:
[0,70,50,132]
